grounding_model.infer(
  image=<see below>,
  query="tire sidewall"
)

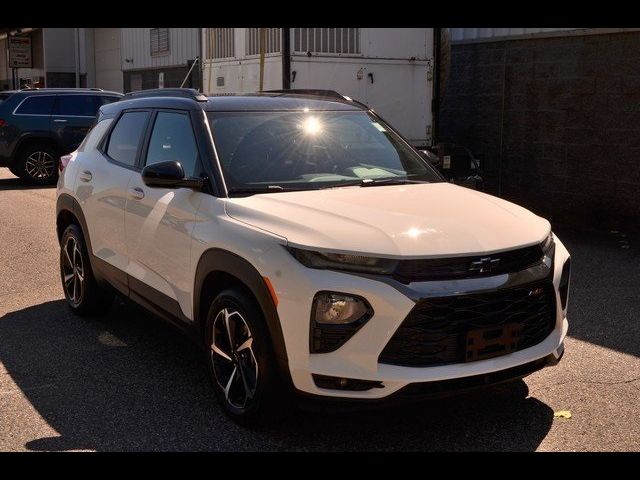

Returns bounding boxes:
[60,225,87,311]
[59,224,113,316]
[205,289,279,423]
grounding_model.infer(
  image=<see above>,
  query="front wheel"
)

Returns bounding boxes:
[206,288,286,425]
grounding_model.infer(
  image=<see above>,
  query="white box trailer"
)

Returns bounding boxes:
[202,28,436,147]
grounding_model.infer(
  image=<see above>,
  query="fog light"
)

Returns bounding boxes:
[312,374,383,391]
[313,292,370,325]
[310,291,374,353]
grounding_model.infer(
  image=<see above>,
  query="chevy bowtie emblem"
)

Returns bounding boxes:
[469,256,500,273]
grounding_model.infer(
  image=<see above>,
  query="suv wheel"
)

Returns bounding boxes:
[60,224,114,315]
[206,288,285,425]
[17,143,59,185]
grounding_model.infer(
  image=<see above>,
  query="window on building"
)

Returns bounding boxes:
[293,28,360,54]
[209,28,235,59]
[246,28,281,55]
[106,111,150,167]
[150,28,170,56]
[14,95,55,115]
[145,112,199,177]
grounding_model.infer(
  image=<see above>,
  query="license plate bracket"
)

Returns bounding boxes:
[465,323,521,362]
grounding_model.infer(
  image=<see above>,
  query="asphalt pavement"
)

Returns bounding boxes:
[0,169,638,451]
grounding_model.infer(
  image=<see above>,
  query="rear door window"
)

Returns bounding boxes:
[105,111,150,167]
[54,95,99,117]
[14,95,55,115]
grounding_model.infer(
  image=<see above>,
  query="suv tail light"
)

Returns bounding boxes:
[0,119,6,128]
[59,154,73,172]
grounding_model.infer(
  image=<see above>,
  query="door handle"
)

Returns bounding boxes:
[79,170,92,182]
[128,186,145,200]
[53,119,68,123]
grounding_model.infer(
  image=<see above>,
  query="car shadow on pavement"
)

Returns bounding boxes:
[0,298,554,451]
[0,177,55,191]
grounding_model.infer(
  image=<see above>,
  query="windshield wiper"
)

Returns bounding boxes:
[320,177,427,189]
[360,178,427,187]
[227,185,289,196]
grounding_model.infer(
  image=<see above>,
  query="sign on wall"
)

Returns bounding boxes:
[9,36,32,68]
[158,72,164,88]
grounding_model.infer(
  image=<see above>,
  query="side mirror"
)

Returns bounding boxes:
[141,160,204,190]
[419,149,442,168]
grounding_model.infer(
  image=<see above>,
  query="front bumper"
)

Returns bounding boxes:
[296,344,564,411]
[262,235,571,400]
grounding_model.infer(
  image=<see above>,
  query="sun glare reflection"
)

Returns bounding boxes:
[300,116,323,135]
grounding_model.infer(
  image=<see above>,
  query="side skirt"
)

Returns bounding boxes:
[91,254,200,346]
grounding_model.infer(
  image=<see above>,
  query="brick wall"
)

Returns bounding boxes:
[439,31,640,231]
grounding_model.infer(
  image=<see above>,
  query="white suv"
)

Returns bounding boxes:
[56,88,571,423]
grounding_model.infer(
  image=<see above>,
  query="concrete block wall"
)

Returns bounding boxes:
[439,31,640,231]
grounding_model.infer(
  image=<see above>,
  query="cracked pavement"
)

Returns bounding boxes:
[0,169,638,451]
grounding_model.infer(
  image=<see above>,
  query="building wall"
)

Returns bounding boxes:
[123,65,199,93]
[121,28,199,71]
[450,28,578,43]
[439,30,640,230]
[43,28,76,73]
[94,28,123,92]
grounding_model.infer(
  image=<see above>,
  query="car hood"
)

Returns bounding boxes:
[224,183,551,258]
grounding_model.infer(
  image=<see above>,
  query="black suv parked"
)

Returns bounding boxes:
[0,88,122,184]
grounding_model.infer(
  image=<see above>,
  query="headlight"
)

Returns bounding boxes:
[541,232,555,268]
[286,246,398,274]
[542,232,554,254]
[313,292,371,325]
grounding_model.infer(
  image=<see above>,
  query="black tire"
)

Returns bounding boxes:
[16,143,59,185]
[60,224,114,316]
[205,288,287,426]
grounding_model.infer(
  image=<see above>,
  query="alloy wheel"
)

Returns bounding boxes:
[62,236,85,306]
[211,307,259,410]
[25,151,55,179]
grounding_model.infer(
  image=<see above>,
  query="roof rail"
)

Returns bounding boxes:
[124,88,208,102]
[263,89,348,100]
[89,87,104,91]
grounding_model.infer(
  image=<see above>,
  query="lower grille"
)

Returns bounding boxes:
[379,281,556,367]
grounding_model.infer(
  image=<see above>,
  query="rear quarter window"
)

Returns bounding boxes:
[77,118,114,152]
[14,95,55,115]
[105,111,150,167]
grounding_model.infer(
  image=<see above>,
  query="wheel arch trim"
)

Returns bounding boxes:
[12,133,62,167]
[194,248,290,370]
[56,193,92,252]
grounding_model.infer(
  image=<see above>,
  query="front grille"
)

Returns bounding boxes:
[392,244,544,283]
[379,281,556,367]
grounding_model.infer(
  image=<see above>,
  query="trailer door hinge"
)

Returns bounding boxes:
[426,58,433,82]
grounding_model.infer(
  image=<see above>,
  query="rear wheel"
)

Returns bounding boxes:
[206,288,286,425]
[17,143,59,185]
[60,224,114,315]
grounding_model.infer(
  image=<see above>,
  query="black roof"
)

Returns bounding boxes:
[10,88,123,96]
[203,93,365,112]
[103,92,366,115]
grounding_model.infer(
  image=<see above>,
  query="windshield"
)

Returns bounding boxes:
[207,110,442,194]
